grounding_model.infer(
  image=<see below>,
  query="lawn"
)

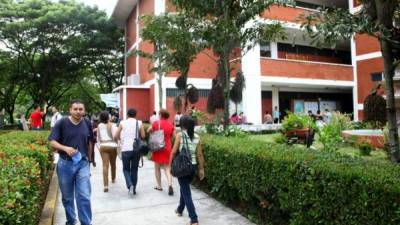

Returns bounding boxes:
[250,133,389,162]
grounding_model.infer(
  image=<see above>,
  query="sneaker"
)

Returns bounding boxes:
[175,209,183,217]
[168,186,174,196]
[129,186,134,196]
[104,186,108,192]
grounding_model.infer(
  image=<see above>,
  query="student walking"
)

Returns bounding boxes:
[97,111,118,192]
[114,108,145,196]
[148,109,175,195]
[48,99,94,225]
[170,115,205,225]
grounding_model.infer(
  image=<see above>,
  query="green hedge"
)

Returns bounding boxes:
[0,131,52,225]
[201,135,400,225]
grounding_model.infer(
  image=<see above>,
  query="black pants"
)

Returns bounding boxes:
[121,151,140,189]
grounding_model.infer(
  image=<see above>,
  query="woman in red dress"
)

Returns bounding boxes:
[149,109,175,195]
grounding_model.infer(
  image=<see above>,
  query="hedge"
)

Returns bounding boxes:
[0,131,52,225]
[201,135,400,225]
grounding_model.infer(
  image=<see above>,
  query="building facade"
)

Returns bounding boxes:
[112,0,384,124]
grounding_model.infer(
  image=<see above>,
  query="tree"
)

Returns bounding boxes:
[134,14,203,110]
[301,0,400,162]
[0,0,124,118]
[0,51,28,123]
[172,0,290,128]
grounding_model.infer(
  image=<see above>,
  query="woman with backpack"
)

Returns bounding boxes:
[97,111,118,192]
[114,108,145,196]
[169,115,205,225]
[148,109,175,195]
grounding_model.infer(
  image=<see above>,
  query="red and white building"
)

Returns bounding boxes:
[111,0,387,124]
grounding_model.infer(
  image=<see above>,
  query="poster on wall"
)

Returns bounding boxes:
[294,100,304,114]
[304,102,319,114]
[320,101,336,112]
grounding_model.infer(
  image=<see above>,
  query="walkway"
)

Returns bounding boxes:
[53,150,254,225]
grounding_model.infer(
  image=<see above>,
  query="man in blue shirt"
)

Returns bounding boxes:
[49,99,94,225]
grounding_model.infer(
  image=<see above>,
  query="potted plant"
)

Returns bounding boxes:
[281,112,316,147]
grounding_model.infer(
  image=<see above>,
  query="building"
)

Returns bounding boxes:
[111,0,385,124]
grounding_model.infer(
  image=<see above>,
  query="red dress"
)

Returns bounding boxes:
[151,119,174,164]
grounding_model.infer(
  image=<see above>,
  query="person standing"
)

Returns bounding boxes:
[30,103,47,130]
[50,106,63,130]
[114,108,145,196]
[150,111,158,125]
[148,109,175,195]
[170,116,205,225]
[97,111,118,192]
[174,111,182,128]
[48,99,94,225]
[273,106,280,124]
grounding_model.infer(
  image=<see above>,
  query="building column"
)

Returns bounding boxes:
[270,42,278,59]
[272,86,279,113]
[242,43,262,124]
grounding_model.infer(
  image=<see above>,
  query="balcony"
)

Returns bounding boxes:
[261,58,353,81]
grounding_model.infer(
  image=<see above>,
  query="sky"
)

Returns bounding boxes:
[77,0,118,16]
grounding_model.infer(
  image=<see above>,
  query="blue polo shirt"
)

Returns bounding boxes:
[48,117,94,158]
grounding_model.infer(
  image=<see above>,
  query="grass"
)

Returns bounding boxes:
[250,133,390,162]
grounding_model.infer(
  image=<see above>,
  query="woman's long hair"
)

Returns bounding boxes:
[179,115,195,141]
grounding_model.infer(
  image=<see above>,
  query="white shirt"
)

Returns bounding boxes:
[150,115,158,125]
[120,118,142,152]
[50,112,63,128]
[97,123,118,148]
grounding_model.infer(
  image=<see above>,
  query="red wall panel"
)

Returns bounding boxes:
[356,57,384,104]
[261,58,353,81]
[126,88,150,121]
[355,34,381,56]
[261,4,312,23]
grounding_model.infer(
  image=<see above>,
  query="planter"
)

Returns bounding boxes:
[284,128,314,148]
[342,129,384,149]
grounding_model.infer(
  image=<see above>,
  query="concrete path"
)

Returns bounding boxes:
[53,149,254,225]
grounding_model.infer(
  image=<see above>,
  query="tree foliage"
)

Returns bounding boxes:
[301,0,400,162]
[172,0,291,128]
[0,0,123,122]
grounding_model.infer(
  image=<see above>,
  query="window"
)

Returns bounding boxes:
[371,72,384,81]
[260,42,271,57]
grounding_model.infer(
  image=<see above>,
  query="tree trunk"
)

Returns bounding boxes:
[158,73,163,110]
[381,38,400,162]
[6,109,14,124]
[223,54,231,129]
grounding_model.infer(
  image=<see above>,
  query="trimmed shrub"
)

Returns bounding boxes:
[0,131,51,225]
[201,135,400,225]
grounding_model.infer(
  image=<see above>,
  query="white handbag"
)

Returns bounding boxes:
[148,121,165,152]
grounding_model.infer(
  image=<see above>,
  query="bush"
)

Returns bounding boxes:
[319,112,352,152]
[0,131,51,225]
[363,93,386,128]
[358,141,373,156]
[201,134,400,225]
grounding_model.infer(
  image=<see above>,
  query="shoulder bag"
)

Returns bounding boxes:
[133,120,149,156]
[171,133,194,178]
[148,121,165,152]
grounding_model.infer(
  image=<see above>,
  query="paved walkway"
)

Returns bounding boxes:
[53,150,254,225]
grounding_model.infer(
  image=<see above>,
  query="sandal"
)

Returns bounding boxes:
[154,186,163,191]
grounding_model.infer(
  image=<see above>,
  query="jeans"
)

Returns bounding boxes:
[122,151,140,189]
[99,146,117,187]
[57,158,91,225]
[177,167,198,223]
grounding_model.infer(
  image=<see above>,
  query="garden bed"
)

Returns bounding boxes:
[0,131,52,225]
[201,134,400,225]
